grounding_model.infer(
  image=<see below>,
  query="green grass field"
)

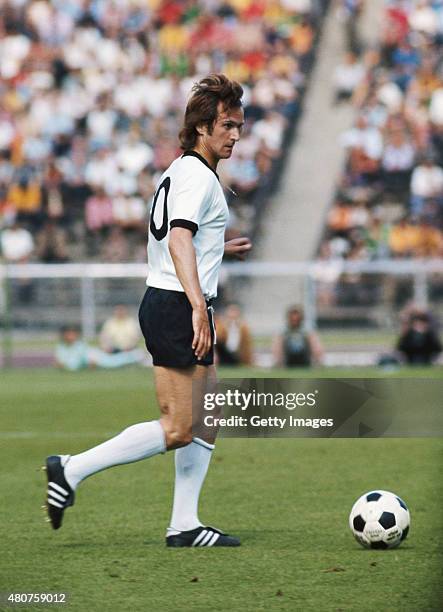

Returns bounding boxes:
[1,367,442,612]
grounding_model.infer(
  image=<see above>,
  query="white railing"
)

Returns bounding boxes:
[1,259,443,278]
[1,259,442,339]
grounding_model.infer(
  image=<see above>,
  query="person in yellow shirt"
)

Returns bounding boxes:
[7,177,42,214]
[388,217,420,257]
[158,23,189,54]
[99,305,141,353]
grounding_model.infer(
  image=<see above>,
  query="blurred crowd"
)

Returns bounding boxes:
[0,0,326,264]
[320,0,443,265]
[55,299,442,370]
[55,302,326,370]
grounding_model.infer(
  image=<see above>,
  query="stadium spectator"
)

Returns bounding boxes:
[410,155,443,217]
[215,303,253,366]
[35,220,70,263]
[273,305,323,367]
[224,150,260,199]
[414,218,443,257]
[85,189,114,233]
[0,221,34,262]
[382,129,415,197]
[388,217,419,258]
[363,215,390,259]
[99,227,130,262]
[0,0,326,261]
[55,325,143,371]
[333,52,365,103]
[7,171,43,229]
[320,0,443,275]
[396,311,442,365]
[99,305,141,353]
[0,220,35,303]
[336,0,365,54]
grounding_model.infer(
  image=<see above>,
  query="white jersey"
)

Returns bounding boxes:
[146,151,229,299]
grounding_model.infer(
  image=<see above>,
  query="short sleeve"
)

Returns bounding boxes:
[169,165,212,236]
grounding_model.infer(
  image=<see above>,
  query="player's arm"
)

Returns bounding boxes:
[169,227,211,360]
[224,236,252,260]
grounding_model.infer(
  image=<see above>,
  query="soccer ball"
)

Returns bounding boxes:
[349,490,410,549]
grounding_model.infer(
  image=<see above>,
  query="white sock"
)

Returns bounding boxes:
[63,420,166,490]
[168,437,214,533]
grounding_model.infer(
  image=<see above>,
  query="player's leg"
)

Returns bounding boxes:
[44,416,167,529]
[157,364,239,546]
[43,363,207,531]
[155,363,217,448]
[156,364,214,530]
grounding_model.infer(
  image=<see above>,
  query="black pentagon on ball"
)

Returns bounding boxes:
[400,525,409,541]
[370,540,388,550]
[366,492,382,502]
[396,496,408,511]
[379,512,396,530]
[353,515,366,532]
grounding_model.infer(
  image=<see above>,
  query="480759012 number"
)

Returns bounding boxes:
[3,593,67,605]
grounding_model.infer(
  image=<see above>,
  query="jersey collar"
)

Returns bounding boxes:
[182,150,219,181]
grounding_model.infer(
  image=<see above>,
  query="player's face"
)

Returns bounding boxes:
[200,104,244,162]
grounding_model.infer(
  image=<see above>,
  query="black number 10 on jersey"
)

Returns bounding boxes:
[150,177,170,241]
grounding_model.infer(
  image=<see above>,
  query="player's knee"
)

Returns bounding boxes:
[164,425,193,449]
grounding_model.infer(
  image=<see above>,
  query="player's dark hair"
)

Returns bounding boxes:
[179,74,243,151]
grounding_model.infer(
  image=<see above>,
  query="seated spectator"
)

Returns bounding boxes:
[340,116,384,164]
[85,188,114,233]
[116,131,154,176]
[363,216,390,259]
[333,52,365,103]
[7,171,42,228]
[327,201,352,234]
[35,220,70,263]
[382,129,415,195]
[0,220,35,302]
[414,219,443,257]
[388,217,419,258]
[55,325,143,371]
[273,305,323,367]
[252,110,286,159]
[112,193,146,229]
[348,144,381,185]
[0,221,34,262]
[396,311,441,366]
[225,150,260,199]
[99,305,141,353]
[99,227,130,262]
[215,303,253,366]
[410,155,443,217]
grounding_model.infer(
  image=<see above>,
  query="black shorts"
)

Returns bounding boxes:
[138,287,215,368]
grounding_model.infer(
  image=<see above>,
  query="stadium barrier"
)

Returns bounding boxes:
[1,260,442,337]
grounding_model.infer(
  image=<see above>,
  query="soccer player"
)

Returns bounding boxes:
[43,74,252,547]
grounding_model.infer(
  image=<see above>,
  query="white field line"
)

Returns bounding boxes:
[0,431,117,439]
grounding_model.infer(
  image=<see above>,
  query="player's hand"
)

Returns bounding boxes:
[192,306,211,360]
[224,237,252,260]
